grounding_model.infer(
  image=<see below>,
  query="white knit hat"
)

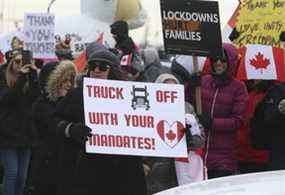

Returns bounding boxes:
[155,73,180,84]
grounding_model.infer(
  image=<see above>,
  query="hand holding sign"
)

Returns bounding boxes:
[68,123,92,145]
[84,78,187,157]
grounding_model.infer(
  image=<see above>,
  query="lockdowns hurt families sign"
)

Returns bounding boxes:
[160,0,223,58]
[83,78,188,157]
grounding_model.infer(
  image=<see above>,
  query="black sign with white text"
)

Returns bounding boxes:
[160,0,223,58]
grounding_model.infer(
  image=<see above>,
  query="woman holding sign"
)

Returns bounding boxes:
[54,45,147,195]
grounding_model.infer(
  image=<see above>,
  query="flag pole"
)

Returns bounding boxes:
[280,31,285,69]
[193,55,202,115]
[47,0,56,13]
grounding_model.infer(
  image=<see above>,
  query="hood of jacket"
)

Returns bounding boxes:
[39,60,77,102]
[142,47,161,69]
[155,73,179,84]
[223,43,239,78]
[211,43,239,80]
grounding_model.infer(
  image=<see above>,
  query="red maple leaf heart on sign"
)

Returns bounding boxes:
[250,52,270,73]
[156,120,185,148]
[166,130,176,142]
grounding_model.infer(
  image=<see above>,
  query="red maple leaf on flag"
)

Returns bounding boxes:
[250,52,270,73]
[166,130,176,142]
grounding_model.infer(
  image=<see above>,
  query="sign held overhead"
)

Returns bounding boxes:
[160,0,223,58]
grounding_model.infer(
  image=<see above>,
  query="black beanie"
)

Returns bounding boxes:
[110,20,129,36]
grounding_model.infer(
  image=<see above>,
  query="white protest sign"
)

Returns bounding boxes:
[83,78,188,157]
[24,13,56,59]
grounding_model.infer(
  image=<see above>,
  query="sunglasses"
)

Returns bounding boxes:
[210,49,228,64]
[210,57,227,64]
[88,61,111,72]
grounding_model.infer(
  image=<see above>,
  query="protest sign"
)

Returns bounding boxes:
[234,0,285,48]
[83,78,188,157]
[24,13,56,59]
[160,0,223,58]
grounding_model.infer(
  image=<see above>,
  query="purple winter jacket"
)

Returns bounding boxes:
[201,43,248,172]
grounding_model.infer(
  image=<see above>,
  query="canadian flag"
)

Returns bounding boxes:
[0,51,4,64]
[237,44,285,81]
[96,32,104,45]
[74,33,104,72]
[120,54,132,66]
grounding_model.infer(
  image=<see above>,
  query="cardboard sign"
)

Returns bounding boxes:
[83,78,188,157]
[160,0,223,58]
[24,13,56,59]
[234,0,285,47]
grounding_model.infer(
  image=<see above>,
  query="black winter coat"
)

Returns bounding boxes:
[251,83,285,170]
[0,65,39,148]
[27,96,63,194]
[55,87,147,195]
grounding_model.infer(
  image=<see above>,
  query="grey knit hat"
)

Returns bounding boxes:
[87,48,121,68]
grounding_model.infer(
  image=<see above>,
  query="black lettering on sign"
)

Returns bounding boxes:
[30,29,54,42]
[273,0,285,9]
[238,23,260,34]
[263,21,283,31]
[245,0,269,11]
[236,34,280,47]
[26,15,54,26]
[25,42,55,54]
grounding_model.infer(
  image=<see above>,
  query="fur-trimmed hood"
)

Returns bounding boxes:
[39,60,77,102]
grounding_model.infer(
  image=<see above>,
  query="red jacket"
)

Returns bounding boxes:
[237,90,269,164]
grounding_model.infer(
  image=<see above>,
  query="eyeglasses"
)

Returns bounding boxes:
[88,61,110,72]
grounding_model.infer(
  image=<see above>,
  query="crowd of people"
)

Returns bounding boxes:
[0,20,284,195]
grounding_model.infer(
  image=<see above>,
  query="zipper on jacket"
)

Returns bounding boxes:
[204,88,219,179]
[210,89,219,119]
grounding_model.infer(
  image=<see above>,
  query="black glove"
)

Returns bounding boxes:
[198,114,212,130]
[69,123,92,144]
[189,72,201,88]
